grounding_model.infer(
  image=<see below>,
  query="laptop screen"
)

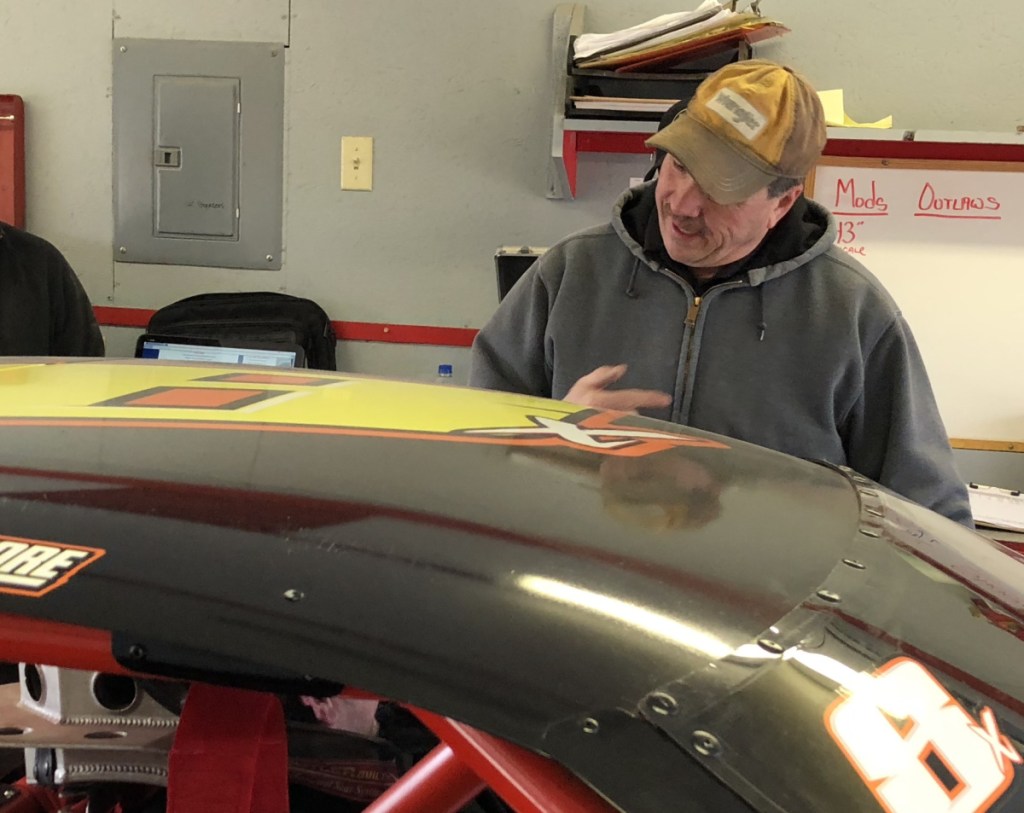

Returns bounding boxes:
[135,335,304,368]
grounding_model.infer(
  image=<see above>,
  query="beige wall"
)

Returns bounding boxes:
[2,0,1021,380]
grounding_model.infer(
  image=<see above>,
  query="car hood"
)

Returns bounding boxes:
[1,359,1023,813]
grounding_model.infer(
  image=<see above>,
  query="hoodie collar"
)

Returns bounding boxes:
[614,182,835,289]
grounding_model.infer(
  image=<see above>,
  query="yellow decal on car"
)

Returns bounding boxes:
[0,362,727,457]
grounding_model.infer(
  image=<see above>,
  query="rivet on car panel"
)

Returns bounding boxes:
[692,730,722,757]
[757,638,784,654]
[645,692,679,717]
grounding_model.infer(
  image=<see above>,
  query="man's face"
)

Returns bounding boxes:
[654,155,802,273]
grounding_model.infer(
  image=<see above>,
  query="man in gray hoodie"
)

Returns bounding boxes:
[470,60,972,526]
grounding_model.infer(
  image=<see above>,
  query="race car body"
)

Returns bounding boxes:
[0,359,1022,813]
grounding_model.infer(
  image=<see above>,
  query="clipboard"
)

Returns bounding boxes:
[967,483,1024,532]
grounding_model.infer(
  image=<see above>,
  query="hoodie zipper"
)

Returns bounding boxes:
[676,281,747,423]
[678,295,702,422]
[683,295,702,387]
[685,296,702,329]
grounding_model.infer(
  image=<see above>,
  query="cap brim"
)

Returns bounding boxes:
[645,113,779,205]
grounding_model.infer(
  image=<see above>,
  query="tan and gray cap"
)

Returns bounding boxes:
[646,59,826,204]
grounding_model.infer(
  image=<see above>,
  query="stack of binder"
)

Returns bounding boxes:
[567,2,788,120]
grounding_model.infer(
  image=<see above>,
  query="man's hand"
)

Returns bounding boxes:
[564,365,672,413]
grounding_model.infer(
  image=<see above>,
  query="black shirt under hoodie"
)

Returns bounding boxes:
[636,194,826,295]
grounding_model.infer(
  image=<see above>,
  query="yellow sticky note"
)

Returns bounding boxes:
[817,88,892,129]
[818,89,846,127]
[844,113,893,129]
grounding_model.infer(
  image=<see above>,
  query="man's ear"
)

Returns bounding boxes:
[768,183,804,228]
[643,150,665,183]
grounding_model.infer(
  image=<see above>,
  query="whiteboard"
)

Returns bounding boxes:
[808,158,1024,442]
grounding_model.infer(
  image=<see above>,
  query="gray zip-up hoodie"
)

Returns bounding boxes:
[471,183,972,527]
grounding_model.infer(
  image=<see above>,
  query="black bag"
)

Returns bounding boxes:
[147,292,337,370]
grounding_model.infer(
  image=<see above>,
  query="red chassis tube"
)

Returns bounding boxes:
[0,615,619,813]
[0,614,130,676]
[405,708,619,813]
[362,743,486,813]
[0,779,67,813]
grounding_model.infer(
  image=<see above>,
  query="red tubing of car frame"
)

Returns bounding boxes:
[362,743,486,813]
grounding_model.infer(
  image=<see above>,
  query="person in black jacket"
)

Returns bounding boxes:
[0,221,104,356]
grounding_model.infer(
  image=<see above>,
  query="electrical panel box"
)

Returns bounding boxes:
[113,39,285,269]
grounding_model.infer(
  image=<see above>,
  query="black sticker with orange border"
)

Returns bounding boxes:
[0,535,105,597]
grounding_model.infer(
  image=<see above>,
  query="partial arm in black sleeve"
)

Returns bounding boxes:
[49,251,104,357]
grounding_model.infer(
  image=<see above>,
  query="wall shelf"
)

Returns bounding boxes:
[546,4,719,199]
[557,119,656,199]
[547,4,671,199]
[543,7,1024,199]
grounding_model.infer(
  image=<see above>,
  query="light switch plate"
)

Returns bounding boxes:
[341,136,373,191]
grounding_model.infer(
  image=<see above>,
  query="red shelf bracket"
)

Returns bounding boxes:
[0,94,26,228]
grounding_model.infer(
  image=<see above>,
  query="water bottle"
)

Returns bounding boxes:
[435,363,454,385]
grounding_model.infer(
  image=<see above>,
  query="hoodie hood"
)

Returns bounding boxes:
[610,181,837,288]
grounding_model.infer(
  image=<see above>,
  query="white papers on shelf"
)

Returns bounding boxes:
[572,1,723,62]
[570,96,677,113]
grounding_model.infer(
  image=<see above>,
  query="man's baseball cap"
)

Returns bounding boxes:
[645,59,826,204]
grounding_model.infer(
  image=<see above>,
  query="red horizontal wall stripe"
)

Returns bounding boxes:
[822,139,1024,162]
[92,306,479,348]
[334,321,477,347]
[93,306,153,328]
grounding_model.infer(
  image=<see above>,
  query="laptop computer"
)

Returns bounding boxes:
[134,334,306,368]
